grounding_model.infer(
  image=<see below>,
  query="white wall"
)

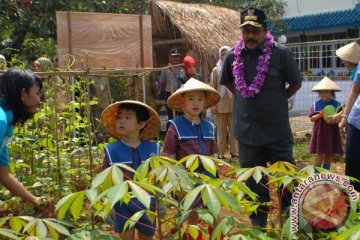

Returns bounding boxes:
[284,0,358,18]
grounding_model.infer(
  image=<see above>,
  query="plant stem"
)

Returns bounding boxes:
[155,193,163,240]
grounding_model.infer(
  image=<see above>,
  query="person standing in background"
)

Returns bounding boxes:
[160,48,184,121]
[210,46,238,161]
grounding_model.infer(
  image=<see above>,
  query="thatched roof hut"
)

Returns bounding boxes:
[150,0,242,79]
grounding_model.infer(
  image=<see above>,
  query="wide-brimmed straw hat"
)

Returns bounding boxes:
[101,100,160,140]
[312,76,341,92]
[335,42,360,64]
[167,78,220,112]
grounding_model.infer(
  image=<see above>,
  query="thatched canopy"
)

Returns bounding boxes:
[150,0,242,71]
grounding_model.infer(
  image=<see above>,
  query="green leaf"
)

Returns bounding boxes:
[0,228,19,240]
[86,188,99,206]
[106,182,128,209]
[237,168,254,182]
[9,217,27,233]
[128,182,151,210]
[200,155,216,177]
[70,191,85,221]
[211,217,227,240]
[22,219,37,235]
[180,154,196,166]
[123,211,144,232]
[92,167,112,189]
[43,219,70,236]
[197,212,214,226]
[167,167,178,187]
[35,220,48,238]
[253,167,263,183]
[183,185,203,211]
[137,160,150,181]
[46,224,59,239]
[156,167,168,183]
[55,191,82,219]
[213,187,240,213]
[111,166,124,185]
[337,223,360,240]
[0,217,9,227]
[204,186,221,219]
[282,176,294,188]
[187,224,199,239]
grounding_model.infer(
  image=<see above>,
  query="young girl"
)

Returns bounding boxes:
[162,78,220,240]
[0,68,44,208]
[101,100,161,240]
[309,76,343,170]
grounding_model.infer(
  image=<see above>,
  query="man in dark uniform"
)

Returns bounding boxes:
[160,48,184,120]
[220,7,302,227]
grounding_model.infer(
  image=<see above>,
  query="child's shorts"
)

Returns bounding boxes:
[113,197,156,236]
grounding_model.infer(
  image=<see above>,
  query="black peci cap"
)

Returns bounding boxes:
[169,48,181,56]
[241,7,267,28]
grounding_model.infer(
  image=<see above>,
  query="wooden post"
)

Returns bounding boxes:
[66,12,73,60]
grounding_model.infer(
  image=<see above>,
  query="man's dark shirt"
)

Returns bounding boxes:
[220,41,301,145]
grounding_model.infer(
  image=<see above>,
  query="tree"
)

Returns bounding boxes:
[0,0,287,62]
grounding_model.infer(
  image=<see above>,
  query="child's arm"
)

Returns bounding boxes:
[309,105,323,122]
[310,112,323,122]
[0,166,41,207]
[161,124,178,160]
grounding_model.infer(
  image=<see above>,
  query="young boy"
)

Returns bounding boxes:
[161,78,221,240]
[101,100,161,240]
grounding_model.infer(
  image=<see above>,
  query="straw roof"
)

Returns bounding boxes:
[151,0,242,68]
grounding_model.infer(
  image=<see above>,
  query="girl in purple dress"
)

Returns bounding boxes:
[309,77,343,170]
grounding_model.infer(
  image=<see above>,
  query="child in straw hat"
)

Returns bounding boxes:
[162,78,221,240]
[101,100,161,240]
[162,78,220,160]
[309,77,343,171]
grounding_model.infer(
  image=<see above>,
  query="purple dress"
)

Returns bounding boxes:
[309,99,343,154]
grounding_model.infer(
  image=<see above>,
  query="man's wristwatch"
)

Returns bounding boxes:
[341,114,347,119]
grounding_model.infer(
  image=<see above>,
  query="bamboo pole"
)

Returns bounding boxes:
[0,64,185,77]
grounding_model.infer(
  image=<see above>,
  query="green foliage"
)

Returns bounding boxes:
[293,137,317,162]
[107,77,128,102]
[67,228,120,239]
[0,216,72,239]
[59,156,341,239]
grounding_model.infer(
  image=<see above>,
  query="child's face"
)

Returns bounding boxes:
[183,91,206,117]
[21,83,41,114]
[318,90,332,101]
[187,65,197,75]
[116,108,144,137]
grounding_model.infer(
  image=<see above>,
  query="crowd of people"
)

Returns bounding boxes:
[0,5,359,240]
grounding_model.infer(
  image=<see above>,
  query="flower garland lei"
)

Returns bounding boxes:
[233,32,274,98]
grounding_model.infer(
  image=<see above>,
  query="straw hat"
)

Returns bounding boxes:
[101,100,161,140]
[335,42,360,64]
[167,78,220,112]
[312,76,341,92]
